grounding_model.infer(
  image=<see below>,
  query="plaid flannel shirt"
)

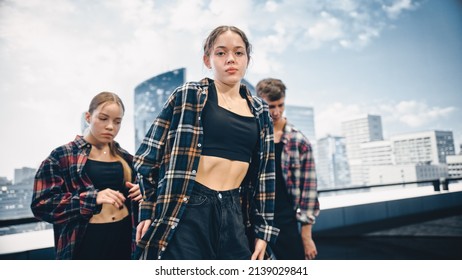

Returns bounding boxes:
[280,122,320,224]
[31,135,138,259]
[134,77,279,260]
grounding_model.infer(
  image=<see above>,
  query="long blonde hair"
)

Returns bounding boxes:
[88,92,132,182]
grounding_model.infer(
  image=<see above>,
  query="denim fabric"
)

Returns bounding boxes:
[162,182,251,260]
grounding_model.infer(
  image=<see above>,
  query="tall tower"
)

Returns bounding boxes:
[316,135,350,189]
[134,68,186,149]
[341,114,383,186]
[284,105,316,144]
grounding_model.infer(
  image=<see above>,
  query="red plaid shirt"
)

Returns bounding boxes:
[31,135,138,259]
[280,122,320,224]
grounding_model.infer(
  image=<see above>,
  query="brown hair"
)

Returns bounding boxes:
[256,78,286,102]
[203,25,252,62]
[88,92,132,182]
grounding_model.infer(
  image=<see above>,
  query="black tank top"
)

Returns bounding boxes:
[201,83,258,163]
[274,142,294,223]
[84,159,128,197]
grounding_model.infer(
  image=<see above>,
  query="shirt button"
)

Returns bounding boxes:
[171,225,176,229]
[198,117,201,120]
[161,247,166,251]
[198,143,201,147]
[87,144,91,148]
[192,170,196,174]
[183,197,188,202]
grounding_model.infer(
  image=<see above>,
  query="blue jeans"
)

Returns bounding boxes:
[162,182,251,260]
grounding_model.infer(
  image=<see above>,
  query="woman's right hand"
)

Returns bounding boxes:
[96,188,126,209]
[136,219,152,243]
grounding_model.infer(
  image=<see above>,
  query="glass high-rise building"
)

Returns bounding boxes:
[134,68,186,149]
[341,114,384,186]
[284,105,316,144]
[316,135,350,189]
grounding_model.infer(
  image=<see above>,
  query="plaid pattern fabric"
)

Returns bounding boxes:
[31,135,138,259]
[280,122,320,224]
[134,77,279,260]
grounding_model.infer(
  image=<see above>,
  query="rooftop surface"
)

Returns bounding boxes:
[315,208,462,260]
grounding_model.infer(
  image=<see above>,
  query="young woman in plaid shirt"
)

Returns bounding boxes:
[31,92,142,259]
[134,26,279,260]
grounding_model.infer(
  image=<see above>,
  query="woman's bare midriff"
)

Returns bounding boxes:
[89,204,129,224]
[195,155,249,191]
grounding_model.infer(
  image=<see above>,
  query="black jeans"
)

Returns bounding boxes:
[162,182,251,260]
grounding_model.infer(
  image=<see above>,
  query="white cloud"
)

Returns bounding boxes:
[382,0,418,19]
[0,0,430,179]
[315,102,364,138]
[307,12,344,42]
[264,0,279,12]
[392,100,455,127]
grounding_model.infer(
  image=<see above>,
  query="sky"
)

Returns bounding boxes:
[0,0,461,181]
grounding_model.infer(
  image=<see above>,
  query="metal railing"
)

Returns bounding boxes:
[318,176,462,194]
[1,177,461,228]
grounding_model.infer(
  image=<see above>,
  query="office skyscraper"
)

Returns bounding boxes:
[316,135,350,189]
[342,114,383,186]
[134,68,186,149]
[285,105,316,144]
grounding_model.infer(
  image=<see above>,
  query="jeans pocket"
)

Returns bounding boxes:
[186,194,208,207]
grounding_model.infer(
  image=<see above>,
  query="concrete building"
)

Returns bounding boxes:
[368,163,448,186]
[447,154,462,178]
[360,140,393,183]
[391,130,455,165]
[0,181,34,220]
[14,167,36,185]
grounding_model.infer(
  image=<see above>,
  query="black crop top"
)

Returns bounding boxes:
[84,159,128,197]
[201,84,258,162]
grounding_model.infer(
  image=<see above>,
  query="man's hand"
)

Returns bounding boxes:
[301,224,317,260]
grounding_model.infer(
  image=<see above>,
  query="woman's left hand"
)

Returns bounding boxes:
[126,182,142,202]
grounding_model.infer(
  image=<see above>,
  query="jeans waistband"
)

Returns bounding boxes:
[193,181,240,198]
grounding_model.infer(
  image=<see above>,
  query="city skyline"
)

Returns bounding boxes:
[1,0,461,179]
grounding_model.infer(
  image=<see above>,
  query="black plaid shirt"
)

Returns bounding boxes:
[134,78,279,259]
